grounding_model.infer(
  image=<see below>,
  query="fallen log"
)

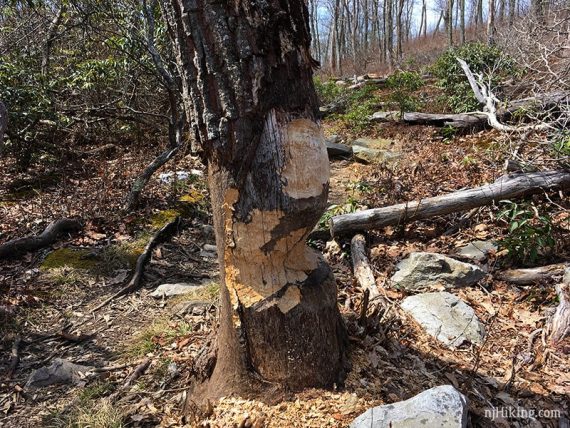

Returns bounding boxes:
[351,234,379,299]
[498,263,568,285]
[549,268,570,346]
[403,112,488,129]
[330,170,570,236]
[0,218,82,259]
[92,216,181,311]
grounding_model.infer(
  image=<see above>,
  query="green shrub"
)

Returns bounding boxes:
[314,76,347,105]
[497,201,556,266]
[386,71,424,118]
[431,42,518,113]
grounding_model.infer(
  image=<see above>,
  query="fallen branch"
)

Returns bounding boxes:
[330,170,570,236]
[498,263,568,285]
[549,268,570,346]
[6,335,22,379]
[457,58,565,132]
[0,218,82,259]
[92,216,181,311]
[350,234,379,299]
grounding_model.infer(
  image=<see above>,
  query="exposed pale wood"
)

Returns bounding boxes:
[330,170,570,236]
[350,234,379,298]
[498,263,568,285]
[0,218,82,259]
[403,112,488,128]
[92,216,181,311]
[549,268,570,346]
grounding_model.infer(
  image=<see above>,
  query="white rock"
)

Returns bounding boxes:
[350,385,468,428]
[455,240,498,262]
[150,282,205,298]
[401,292,485,348]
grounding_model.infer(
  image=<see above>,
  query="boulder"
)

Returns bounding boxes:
[26,358,92,388]
[455,240,498,262]
[325,137,352,158]
[150,282,206,298]
[351,138,401,164]
[401,292,485,348]
[391,252,485,290]
[350,385,468,428]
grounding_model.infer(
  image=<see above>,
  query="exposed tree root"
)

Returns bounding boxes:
[0,218,82,259]
[91,216,181,312]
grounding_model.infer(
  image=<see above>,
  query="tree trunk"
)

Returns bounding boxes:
[459,0,466,44]
[488,0,496,44]
[160,0,347,398]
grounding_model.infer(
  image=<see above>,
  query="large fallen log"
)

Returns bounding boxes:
[330,170,570,236]
[0,218,82,259]
[498,263,568,285]
[350,234,379,298]
[369,92,569,129]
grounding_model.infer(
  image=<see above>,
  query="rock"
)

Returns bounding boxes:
[351,138,401,164]
[26,358,92,388]
[326,134,342,144]
[350,385,468,428]
[326,139,352,158]
[370,111,400,122]
[455,240,498,262]
[401,292,485,347]
[171,300,212,316]
[199,224,215,241]
[335,80,348,86]
[391,252,485,290]
[150,282,205,298]
[200,243,218,258]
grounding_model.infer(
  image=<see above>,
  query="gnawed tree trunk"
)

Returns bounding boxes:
[160,0,347,398]
[330,170,570,236]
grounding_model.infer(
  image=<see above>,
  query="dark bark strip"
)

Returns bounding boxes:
[160,0,347,397]
[0,218,81,259]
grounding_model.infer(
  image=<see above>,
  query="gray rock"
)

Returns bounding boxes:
[350,385,468,428]
[335,80,348,86]
[391,252,485,290]
[326,139,352,158]
[352,138,401,164]
[26,358,92,388]
[150,282,205,298]
[401,292,485,347]
[370,111,400,122]
[199,224,215,241]
[200,244,218,258]
[455,240,498,262]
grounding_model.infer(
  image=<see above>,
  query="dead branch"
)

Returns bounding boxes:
[6,335,22,379]
[350,234,380,299]
[549,268,570,346]
[0,218,82,259]
[126,145,180,211]
[456,58,560,132]
[92,216,181,311]
[498,263,568,285]
[330,170,570,236]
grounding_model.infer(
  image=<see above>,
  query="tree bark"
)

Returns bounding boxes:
[160,0,347,398]
[351,234,380,298]
[549,268,570,346]
[330,171,570,236]
[498,263,568,285]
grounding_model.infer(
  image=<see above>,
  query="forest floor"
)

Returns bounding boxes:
[1,82,569,428]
